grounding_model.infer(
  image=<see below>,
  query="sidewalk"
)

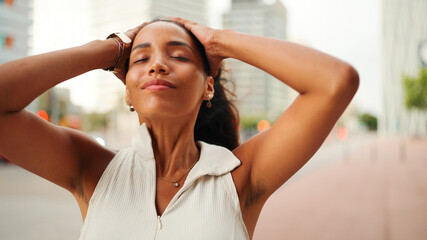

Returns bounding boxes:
[254,137,427,240]
[0,165,81,240]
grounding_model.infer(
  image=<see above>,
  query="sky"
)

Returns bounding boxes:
[279,0,382,116]
[33,0,382,116]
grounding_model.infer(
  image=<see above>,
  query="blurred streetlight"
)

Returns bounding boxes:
[337,127,349,141]
[257,120,271,132]
[37,110,48,121]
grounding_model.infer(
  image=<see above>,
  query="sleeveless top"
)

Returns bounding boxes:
[78,123,250,240]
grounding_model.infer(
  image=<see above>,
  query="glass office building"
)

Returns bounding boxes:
[223,0,293,119]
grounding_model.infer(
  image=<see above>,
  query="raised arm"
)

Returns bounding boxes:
[0,39,117,192]
[0,41,115,113]
[220,30,359,197]
[0,22,144,196]
[171,18,359,213]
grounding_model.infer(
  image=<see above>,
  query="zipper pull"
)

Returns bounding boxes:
[157,216,162,230]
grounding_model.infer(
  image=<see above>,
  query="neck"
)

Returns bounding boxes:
[139,116,200,179]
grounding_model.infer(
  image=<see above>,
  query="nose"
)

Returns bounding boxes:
[148,56,170,75]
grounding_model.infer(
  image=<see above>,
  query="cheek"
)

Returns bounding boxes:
[125,71,143,104]
[181,70,205,95]
[126,67,143,87]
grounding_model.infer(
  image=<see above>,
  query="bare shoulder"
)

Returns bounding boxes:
[0,110,116,200]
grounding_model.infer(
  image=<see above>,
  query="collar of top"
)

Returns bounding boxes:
[131,122,241,178]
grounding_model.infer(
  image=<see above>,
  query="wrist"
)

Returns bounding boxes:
[213,29,235,59]
[84,39,119,70]
[103,33,132,73]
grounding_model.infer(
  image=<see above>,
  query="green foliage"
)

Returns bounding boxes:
[403,67,427,110]
[85,112,110,131]
[358,113,377,131]
[240,116,260,130]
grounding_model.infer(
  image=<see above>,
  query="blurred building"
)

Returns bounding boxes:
[380,0,427,136]
[0,0,36,112]
[0,0,32,63]
[38,88,82,126]
[223,0,294,120]
[90,0,207,39]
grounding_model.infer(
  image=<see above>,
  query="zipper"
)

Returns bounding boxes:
[152,158,202,239]
[154,215,162,239]
[157,215,162,230]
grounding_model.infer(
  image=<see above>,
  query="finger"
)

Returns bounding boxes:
[209,59,223,77]
[113,71,124,82]
[125,22,149,39]
[166,17,196,29]
[135,22,149,31]
[167,17,186,26]
[211,67,220,78]
[166,16,185,22]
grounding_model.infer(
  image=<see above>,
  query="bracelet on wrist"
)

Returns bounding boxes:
[103,33,132,73]
[108,38,122,71]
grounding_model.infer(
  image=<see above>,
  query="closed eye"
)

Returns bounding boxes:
[134,58,149,64]
[171,56,189,61]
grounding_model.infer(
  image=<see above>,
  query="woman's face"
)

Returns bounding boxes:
[126,21,213,121]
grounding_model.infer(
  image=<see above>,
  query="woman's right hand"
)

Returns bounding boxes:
[112,23,147,83]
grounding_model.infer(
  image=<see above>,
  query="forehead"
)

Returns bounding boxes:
[133,21,194,46]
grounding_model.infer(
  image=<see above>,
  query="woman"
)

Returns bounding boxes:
[0,18,359,239]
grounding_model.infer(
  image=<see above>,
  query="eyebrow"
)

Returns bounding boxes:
[132,41,194,53]
[132,43,151,52]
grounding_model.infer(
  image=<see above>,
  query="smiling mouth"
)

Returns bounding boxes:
[141,79,177,90]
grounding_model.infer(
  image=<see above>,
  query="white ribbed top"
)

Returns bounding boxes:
[78,123,249,240]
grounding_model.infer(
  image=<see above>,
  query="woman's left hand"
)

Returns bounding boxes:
[167,17,225,77]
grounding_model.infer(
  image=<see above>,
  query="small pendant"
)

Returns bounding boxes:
[174,182,179,187]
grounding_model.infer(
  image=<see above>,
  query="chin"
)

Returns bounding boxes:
[138,103,201,121]
[139,106,192,120]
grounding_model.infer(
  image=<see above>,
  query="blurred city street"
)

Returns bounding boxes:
[254,136,427,240]
[1,134,426,239]
[0,164,82,239]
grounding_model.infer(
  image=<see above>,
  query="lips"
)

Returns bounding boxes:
[141,79,177,89]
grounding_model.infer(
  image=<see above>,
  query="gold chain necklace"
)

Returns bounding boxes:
[158,158,198,187]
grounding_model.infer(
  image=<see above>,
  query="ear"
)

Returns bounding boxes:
[125,87,131,105]
[204,75,215,100]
